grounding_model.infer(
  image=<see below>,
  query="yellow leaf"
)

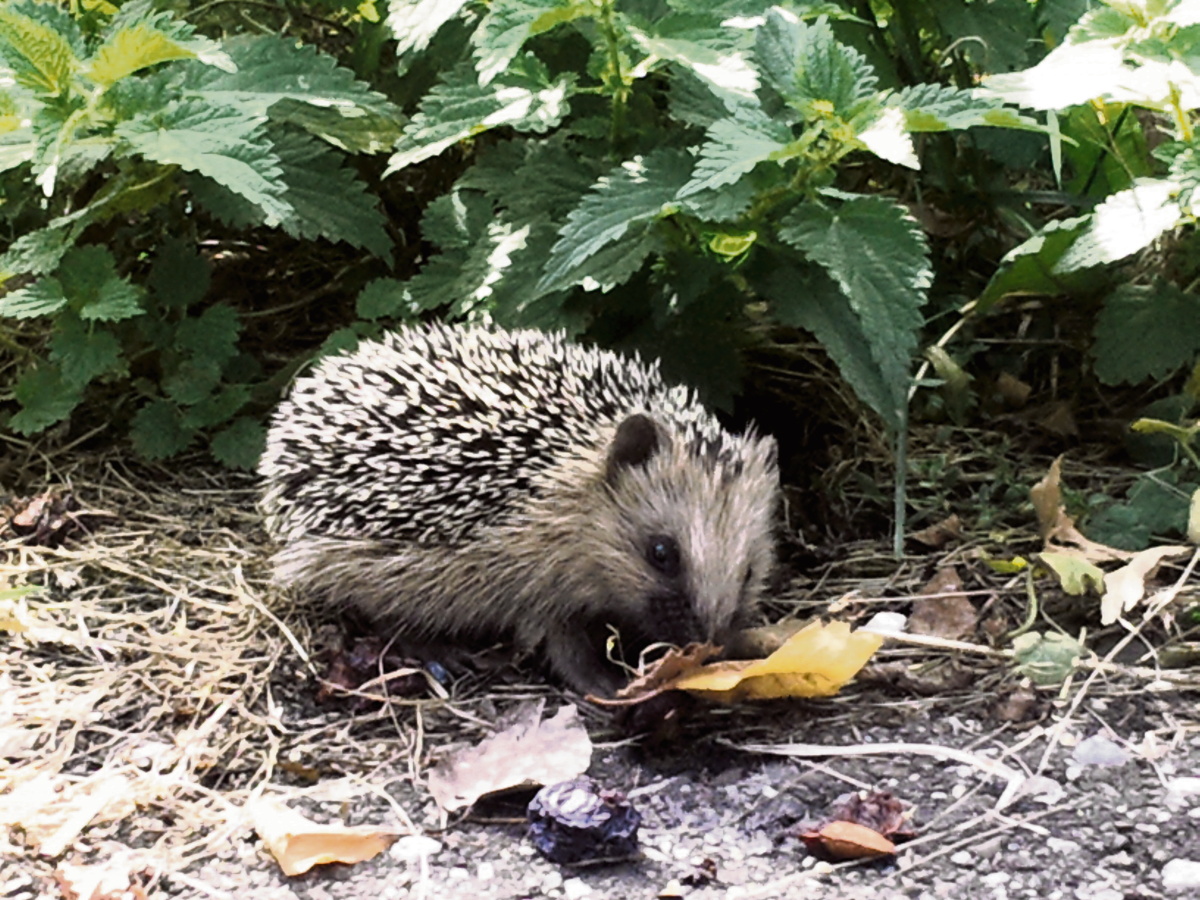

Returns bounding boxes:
[672,620,885,702]
[248,798,398,876]
[87,25,197,87]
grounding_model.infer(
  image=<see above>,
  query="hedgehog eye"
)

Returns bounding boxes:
[645,535,681,578]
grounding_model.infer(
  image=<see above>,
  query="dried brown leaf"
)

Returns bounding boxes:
[1030,457,1132,562]
[249,798,398,876]
[426,702,592,812]
[908,567,977,640]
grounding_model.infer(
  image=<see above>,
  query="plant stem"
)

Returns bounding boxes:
[596,0,628,152]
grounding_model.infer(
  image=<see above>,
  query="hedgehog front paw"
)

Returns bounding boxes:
[542,628,627,698]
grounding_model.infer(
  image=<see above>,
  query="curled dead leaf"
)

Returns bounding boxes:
[248,798,398,876]
[1100,545,1190,625]
[801,820,896,860]
[1030,457,1131,562]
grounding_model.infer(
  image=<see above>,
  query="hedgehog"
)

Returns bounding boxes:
[258,323,779,696]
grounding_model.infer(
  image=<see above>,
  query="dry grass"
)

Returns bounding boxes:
[2,447,1198,896]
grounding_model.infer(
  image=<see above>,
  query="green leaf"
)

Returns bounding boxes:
[181,385,250,429]
[1056,179,1183,272]
[385,0,471,57]
[48,314,124,388]
[10,364,81,434]
[539,148,692,293]
[421,189,496,250]
[148,239,211,310]
[976,216,1092,312]
[179,34,402,152]
[461,135,605,225]
[1038,551,1104,595]
[755,11,876,119]
[1011,631,1081,685]
[0,277,68,318]
[357,278,416,320]
[0,6,78,95]
[130,400,195,459]
[56,246,144,322]
[1092,282,1200,385]
[177,304,242,364]
[210,416,266,470]
[163,357,222,405]
[475,0,592,85]
[269,130,392,258]
[892,83,1043,132]
[385,59,573,174]
[777,196,930,430]
[762,262,899,430]
[678,106,794,197]
[115,100,291,225]
[87,23,232,87]
[627,18,759,105]
[0,224,73,279]
[933,0,1034,74]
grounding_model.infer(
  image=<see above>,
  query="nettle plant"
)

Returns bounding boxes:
[0,0,398,465]
[977,0,1200,548]
[368,0,1036,543]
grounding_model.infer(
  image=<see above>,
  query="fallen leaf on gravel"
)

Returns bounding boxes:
[611,643,722,702]
[1011,631,1082,685]
[669,620,886,702]
[909,566,977,639]
[1038,551,1104,596]
[0,772,135,858]
[828,790,914,838]
[248,797,398,876]
[800,820,896,860]
[54,846,153,900]
[1100,544,1190,624]
[1030,457,1132,562]
[427,702,592,812]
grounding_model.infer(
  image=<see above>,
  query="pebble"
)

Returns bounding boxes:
[1163,859,1200,889]
[563,877,591,899]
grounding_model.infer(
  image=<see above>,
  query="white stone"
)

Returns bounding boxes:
[563,877,591,900]
[1163,859,1200,889]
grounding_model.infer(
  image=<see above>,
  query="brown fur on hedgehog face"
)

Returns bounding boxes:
[503,412,779,692]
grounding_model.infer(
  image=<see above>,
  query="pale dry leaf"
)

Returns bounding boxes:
[1100,544,1190,625]
[249,797,399,877]
[908,567,977,640]
[909,514,963,549]
[1030,457,1132,562]
[0,771,136,858]
[1189,486,1200,545]
[426,702,592,812]
[54,845,153,900]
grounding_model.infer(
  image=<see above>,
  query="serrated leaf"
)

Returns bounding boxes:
[0,7,78,95]
[1092,282,1200,385]
[52,246,145,322]
[163,357,222,405]
[422,189,495,250]
[181,384,250,429]
[933,0,1034,73]
[385,60,573,174]
[976,216,1092,312]
[130,400,195,459]
[461,135,605,224]
[87,23,232,87]
[49,314,123,387]
[755,10,876,118]
[762,263,898,430]
[177,304,241,364]
[857,106,917,168]
[1056,179,1182,272]
[385,0,471,57]
[538,149,692,293]
[356,278,415,320]
[475,0,591,85]
[678,107,794,197]
[10,364,81,434]
[778,196,930,430]
[627,20,759,104]
[0,277,68,318]
[148,239,211,310]
[116,99,291,225]
[894,83,1043,133]
[410,219,536,315]
[269,130,391,258]
[180,34,402,153]
[210,416,266,470]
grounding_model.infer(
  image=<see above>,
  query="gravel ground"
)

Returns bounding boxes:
[173,681,1200,900]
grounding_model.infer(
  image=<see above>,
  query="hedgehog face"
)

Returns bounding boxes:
[598,414,779,652]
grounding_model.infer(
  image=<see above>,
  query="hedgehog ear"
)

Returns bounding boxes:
[605,413,662,483]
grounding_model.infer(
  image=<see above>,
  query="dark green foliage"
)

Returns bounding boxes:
[0,2,400,466]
